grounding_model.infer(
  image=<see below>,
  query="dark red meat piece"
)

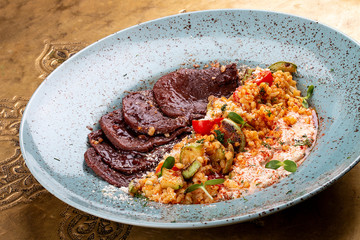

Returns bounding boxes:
[85,131,182,187]
[122,90,189,135]
[84,148,144,187]
[100,109,191,152]
[152,63,239,119]
[88,130,155,174]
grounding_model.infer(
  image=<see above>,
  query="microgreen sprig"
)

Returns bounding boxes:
[227,112,253,129]
[297,85,314,108]
[157,156,175,177]
[185,178,225,200]
[265,160,297,172]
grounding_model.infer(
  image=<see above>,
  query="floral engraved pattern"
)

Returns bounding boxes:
[35,40,87,79]
[0,96,46,210]
[59,207,132,240]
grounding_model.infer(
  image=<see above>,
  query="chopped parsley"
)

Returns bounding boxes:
[265,109,272,117]
[260,87,266,95]
[271,97,277,103]
[214,129,224,143]
[134,193,148,199]
[261,141,272,149]
[293,137,313,147]
[221,104,228,112]
[196,139,205,144]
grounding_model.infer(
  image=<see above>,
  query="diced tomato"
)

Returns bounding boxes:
[233,86,242,102]
[192,118,223,135]
[172,166,180,172]
[255,71,273,86]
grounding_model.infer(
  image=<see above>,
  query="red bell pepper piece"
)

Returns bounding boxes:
[255,70,273,86]
[192,118,223,135]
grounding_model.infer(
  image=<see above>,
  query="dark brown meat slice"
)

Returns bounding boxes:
[85,132,181,187]
[100,109,192,152]
[122,90,189,135]
[153,63,239,119]
[88,130,155,174]
[84,148,144,187]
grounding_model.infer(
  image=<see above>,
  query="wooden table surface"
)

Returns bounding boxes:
[0,0,359,239]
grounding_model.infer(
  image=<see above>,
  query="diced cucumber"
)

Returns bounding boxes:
[223,144,234,174]
[242,68,254,82]
[180,143,204,167]
[128,180,139,194]
[182,160,202,179]
[268,61,297,73]
[208,142,226,162]
[160,168,184,190]
[220,119,246,151]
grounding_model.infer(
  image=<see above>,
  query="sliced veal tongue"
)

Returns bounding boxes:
[99,109,191,152]
[152,63,239,119]
[122,90,189,135]
[84,147,144,187]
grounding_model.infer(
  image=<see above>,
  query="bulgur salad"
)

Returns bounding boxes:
[128,62,317,204]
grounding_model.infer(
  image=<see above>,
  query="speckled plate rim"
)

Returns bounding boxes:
[20,9,360,229]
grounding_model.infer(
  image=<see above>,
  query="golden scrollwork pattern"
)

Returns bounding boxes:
[35,40,87,79]
[59,206,133,240]
[0,96,46,210]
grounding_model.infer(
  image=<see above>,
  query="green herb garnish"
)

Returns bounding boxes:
[196,139,205,144]
[265,160,297,172]
[297,85,314,108]
[271,97,277,104]
[227,112,253,128]
[214,129,224,143]
[221,104,227,112]
[185,178,225,200]
[260,87,266,95]
[293,137,313,147]
[134,193,148,200]
[265,109,272,117]
[157,156,175,177]
[261,141,272,149]
[279,141,285,146]
[242,68,254,83]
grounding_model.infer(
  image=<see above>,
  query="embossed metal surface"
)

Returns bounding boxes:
[1,0,360,239]
[0,96,46,210]
[20,9,360,228]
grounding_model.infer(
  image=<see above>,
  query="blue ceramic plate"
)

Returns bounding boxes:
[20,10,360,228]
